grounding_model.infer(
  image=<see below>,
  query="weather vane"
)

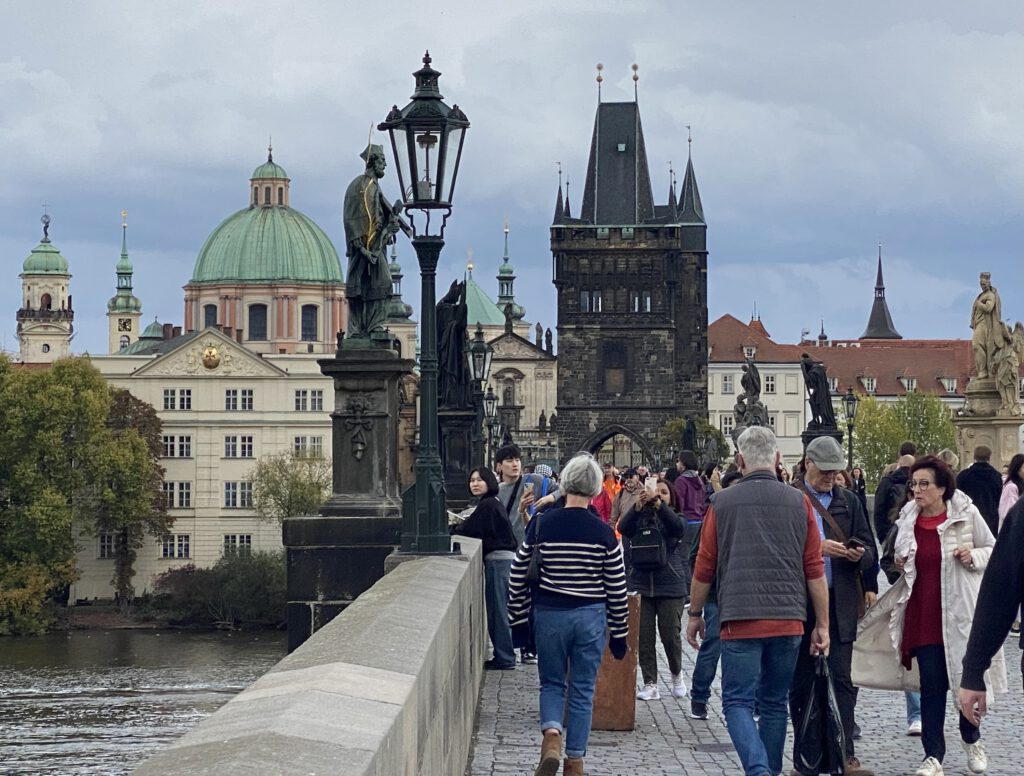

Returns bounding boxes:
[40,202,51,242]
[596,63,604,102]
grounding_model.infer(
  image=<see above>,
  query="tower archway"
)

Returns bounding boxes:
[578,424,655,469]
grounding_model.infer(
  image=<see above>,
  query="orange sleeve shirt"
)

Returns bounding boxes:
[694,498,825,640]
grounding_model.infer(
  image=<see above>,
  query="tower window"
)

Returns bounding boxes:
[277,186,284,204]
[248,304,268,340]
[602,341,627,395]
[264,186,271,205]
[41,293,52,310]
[301,304,318,341]
[119,335,130,350]
[500,281,512,297]
[203,304,218,329]
[252,186,258,206]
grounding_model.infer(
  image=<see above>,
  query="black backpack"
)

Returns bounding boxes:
[630,513,668,573]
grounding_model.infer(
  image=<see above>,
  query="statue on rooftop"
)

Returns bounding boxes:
[970,272,1008,380]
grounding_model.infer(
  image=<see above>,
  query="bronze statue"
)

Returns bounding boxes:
[437,280,470,408]
[801,353,837,429]
[342,144,409,339]
[970,272,1009,379]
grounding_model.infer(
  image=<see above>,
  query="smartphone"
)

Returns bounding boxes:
[644,476,658,496]
[523,481,534,497]
[844,537,866,551]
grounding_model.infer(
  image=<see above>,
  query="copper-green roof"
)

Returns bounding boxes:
[22,241,69,275]
[465,275,505,326]
[190,206,342,284]
[252,160,289,179]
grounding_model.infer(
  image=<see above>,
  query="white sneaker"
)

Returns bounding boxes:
[636,682,660,701]
[915,756,944,776]
[963,741,987,774]
[907,719,922,736]
[670,674,687,698]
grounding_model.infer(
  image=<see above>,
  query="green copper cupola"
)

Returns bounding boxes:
[107,210,142,314]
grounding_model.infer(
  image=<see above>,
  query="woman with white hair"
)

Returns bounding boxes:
[508,452,629,776]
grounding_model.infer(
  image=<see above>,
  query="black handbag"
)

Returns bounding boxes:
[795,654,847,775]
[525,512,542,584]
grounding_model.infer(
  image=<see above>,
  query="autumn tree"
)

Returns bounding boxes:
[249,450,332,522]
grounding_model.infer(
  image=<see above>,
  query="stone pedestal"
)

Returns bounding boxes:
[283,345,413,652]
[439,407,477,509]
[954,378,1023,472]
[801,425,844,451]
[591,594,640,731]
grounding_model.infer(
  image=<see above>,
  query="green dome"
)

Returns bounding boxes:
[142,318,164,338]
[22,241,69,275]
[191,206,342,284]
[498,258,515,276]
[108,293,142,313]
[252,160,288,179]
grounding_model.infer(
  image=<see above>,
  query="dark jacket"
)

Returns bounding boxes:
[851,475,868,515]
[873,466,910,543]
[618,502,688,597]
[957,462,1004,537]
[798,481,877,643]
[961,499,1024,690]
[453,496,516,557]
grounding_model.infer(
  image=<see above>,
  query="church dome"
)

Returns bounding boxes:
[22,241,69,275]
[141,318,164,338]
[251,159,288,179]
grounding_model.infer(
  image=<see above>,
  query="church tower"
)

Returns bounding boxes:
[551,79,708,462]
[17,215,74,363]
[107,210,144,352]
[496,222,525,322]
[859,245,902,340]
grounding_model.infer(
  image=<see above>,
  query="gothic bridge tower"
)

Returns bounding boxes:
[551,88,708,465]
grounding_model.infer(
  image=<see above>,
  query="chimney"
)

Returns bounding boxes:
[235,328,243,343]
[162,323,174,340]
[222,324,232,337]
[172,326,182,338]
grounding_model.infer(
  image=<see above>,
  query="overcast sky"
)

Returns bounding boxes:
[3,1,1024,355]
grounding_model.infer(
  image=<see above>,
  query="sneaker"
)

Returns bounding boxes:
[962,741,987,774]
[907,719,923,736]
[636,682,661,701]
[915,757,944,776]
[690,699,708,719]
[670,673,688,698]
[484,659,516,671]
[843,756,874,776]
[520,651,538,665]
[753,703,761,723]
[1011,620,1021,634]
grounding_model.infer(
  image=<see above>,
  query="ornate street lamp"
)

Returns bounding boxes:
[843,387,860,471]
[484,385,498,468]
[467,323,493,386]
[379,51,470,554]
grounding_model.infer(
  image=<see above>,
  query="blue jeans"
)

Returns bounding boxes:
[721,635,802,776]
[690,601,722,703]
[906,691,921,724]
[534,603,607,759]
[484,558,515,667]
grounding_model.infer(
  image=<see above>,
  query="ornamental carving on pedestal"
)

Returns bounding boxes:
[344,393,376,461]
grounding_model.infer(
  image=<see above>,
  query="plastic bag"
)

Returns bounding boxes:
[794,653,847,775]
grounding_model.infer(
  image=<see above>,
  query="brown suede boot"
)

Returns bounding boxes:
[563,756,584,775]
[535,729,561,776]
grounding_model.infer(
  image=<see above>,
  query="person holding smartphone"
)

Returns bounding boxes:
[790,436,877,776]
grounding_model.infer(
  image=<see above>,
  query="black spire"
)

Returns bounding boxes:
[678,154,704,224]
[552,183,564,225]
[860,245,902,339]
[563,177,572,219]
[666,167,678,220]
[579,101,655,225]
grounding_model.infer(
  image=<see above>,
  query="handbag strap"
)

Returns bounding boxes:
[798,480,848,544]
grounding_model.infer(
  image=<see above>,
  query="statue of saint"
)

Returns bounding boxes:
[994,321,1024,416]
[970,272,1008,379]
[741,356,761,404]
[801,353,837,429]
[682,416,697,451]
[436,280,469,408]
[342,144,408,339]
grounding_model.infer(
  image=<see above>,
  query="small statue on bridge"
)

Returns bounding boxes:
[801,353,837,430]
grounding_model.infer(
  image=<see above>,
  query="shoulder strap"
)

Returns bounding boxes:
[503,476,522,511]
[798,480,848,544]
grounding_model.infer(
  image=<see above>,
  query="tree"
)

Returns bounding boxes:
[850,392,956,491]
[249,450,331,522]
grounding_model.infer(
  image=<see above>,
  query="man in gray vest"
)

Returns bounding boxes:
[687,427,830,776]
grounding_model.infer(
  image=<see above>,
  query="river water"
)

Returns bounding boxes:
[0,629,287,775]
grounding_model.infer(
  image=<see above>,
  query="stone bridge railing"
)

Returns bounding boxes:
[134,538,485,776]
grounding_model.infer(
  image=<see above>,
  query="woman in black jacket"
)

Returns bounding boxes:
[454,466,518,670]
[851,467,869,515]
[617,478,688,701]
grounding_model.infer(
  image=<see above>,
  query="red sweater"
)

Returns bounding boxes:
[901,513,946,668]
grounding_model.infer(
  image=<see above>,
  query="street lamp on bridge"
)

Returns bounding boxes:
[484,386,498,468]
[380,51,470,554]
[467,323,494,469]
[843,387,860,471]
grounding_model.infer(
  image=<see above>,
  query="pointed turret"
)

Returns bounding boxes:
[678,154,704,224]
[386,244,413,321]
[563,178,572,219]
[496,222,525,321]
[552,183,564,225]
[580,101,655,225]
[859,246,902,339]
[107,210,143,352]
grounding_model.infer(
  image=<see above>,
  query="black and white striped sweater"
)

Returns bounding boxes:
[508,506,629,640]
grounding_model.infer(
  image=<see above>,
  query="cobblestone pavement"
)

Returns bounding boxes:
[466,633,1023,776]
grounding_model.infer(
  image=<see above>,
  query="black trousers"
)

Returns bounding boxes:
[913,644,980,763]
[789,596,855,770]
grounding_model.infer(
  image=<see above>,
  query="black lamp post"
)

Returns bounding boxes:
[379,51,469,554]
[843,387,859,471]
[484,386,498,469]
[467,323,493,468]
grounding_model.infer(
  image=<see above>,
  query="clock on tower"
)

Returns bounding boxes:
[118,318,132,332]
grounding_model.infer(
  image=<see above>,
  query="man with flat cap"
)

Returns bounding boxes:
[790,436,877,776]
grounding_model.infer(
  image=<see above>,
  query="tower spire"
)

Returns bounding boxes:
[563,176,571,219]
[678,131,704,224]
[553,179,564,224]
[859,244,902,339]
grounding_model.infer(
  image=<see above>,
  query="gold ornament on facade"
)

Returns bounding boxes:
[202,344,221,369]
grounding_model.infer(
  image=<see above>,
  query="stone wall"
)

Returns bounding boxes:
[133,538,486,776]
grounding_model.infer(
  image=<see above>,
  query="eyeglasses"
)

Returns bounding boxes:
[909,480,935,490]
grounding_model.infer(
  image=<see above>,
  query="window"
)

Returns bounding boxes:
[721,415,735,435]
[579,291,591,313]
[162,534,191,559]
[764,375,776,394]
[248,304,268,341]
[162,482,175,509]
[310,390,323,412]
[294,390,308,411]
[294,436,324,456]
[162,435,175,458]
[163,389,176,411]
[743,346,756,359]
[277,186,284,205]
[163,389,191,410]
[785,374,799,394]
[180,390,192,410]
[119,335,130,350]
[264,186,271,205]
[629,290,652,313]
[224,436,238,457]
[828,377,839,392]
[204,304,218,329]
[241,389,253,411]
[225,482,253,509]
[240,435,253,458]
[176,482,192,508]
[579,290,602,313]
[225,389,237,411]
[224,481,238,507]
[941,377,957,394]
[99,533,115,560]
[159,435,192,459]
[224,534,253,556]
[177,436,191,457]
[601,341,627,395]
[862,377,877,394]
[902,377,917,392]
[301,304,318,341]
[767,414,777,431]
[722,374,734,395]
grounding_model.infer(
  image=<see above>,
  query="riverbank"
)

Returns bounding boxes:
[68,604,159,630]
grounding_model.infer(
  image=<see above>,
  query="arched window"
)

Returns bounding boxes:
[264,186,271,205]
[119,335,130,350]
[301,304,318,341]
[252,186,258,206]
[249,304,268,341]
[40,293,52,310]
[277,186,284,205]
[203,304,218,329]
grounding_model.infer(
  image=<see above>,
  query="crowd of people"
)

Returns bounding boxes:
[451,432,1024,776]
